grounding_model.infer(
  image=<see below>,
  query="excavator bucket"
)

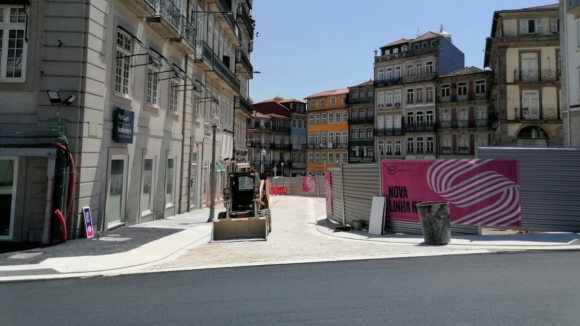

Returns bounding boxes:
[211,218,268,241]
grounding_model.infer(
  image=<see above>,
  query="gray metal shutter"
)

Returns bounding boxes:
[385,220,479,235]
[327,168,344,225]
[478,147,580,232]
[342,164,380,228]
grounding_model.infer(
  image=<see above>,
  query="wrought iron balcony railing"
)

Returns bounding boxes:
[374,77,402,88]
[458,147,470,155]
[348,117,375,124]
[375,47,437,63]
[514,69,560,82]
[440,147,452,154]
[234,95,252,116]
[405,122,435,133]
[195,40,240,92]
[235,47,253,75]
[402,72,437,84]
[237,4,254,36]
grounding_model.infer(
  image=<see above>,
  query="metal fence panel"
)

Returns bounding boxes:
[477,147,580,232]
[327,168,344,225]
[342,164,381,227]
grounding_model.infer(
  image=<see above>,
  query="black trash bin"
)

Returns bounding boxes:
[417,201,451,245]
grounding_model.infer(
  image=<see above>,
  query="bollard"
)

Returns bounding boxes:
[417,201,451,245]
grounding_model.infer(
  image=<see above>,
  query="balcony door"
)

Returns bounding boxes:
[521,53,538,82]
[522,90,540,119]
[106,155,128,229]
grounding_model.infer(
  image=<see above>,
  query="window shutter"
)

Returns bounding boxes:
[520,20,528,34]
[551,18,558,32]
[536,19,543,34]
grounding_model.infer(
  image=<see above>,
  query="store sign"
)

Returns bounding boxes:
[113,108,134,143]
[82,206,95,238]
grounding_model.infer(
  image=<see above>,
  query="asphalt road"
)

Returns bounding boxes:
[2,251,580,326]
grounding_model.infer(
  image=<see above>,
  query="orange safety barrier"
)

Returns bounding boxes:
[269,186,288,195]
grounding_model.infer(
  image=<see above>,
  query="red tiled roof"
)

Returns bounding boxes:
[439,66,484,78]
[252,111,270,118]
[497,3,558,13]
[252,100,292,118]
[278,98,305,104]
[413,31,440,42]
[381,38,410,48]
[349,79,374,88]
[305,88,349,99]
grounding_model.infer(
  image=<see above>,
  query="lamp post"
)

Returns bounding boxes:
[281,161,284,178]
[208,116,220,222]
[260,148,266,174]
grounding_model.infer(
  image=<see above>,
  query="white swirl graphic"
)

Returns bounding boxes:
[426,159,521,227]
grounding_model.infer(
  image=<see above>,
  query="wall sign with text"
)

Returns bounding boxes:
[113,107,134,144]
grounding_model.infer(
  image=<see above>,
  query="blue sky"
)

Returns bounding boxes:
[248,0,557,103]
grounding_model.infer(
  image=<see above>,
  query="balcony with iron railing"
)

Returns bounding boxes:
[170,16,197,54]
[517,107,561,121]
[272,126,291,133]
[374,127,403,136]
[402,71,437,84]
[291,162,306,169]
[404,122,436,133]
[374,77,402,88]
[249,124,272,131]
[347,96,373,104]
[440,147,452,155]
[437,119,490,129]
[234,95,253,117]
[514,69,560,83]
[194,40,241,93]
[143,0,182,39]
[457,147,470,155]
[270,143,292,150]
[375,47,437,63]
[237,4,254,36]
[568,0,580,13]
[292,144,307,150]
[235,47,253,78]
[207,0,240,45]
[348,116,375,124]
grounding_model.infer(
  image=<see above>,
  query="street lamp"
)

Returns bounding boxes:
[207,116,220,222]
[273,164,277,177]
[260,148,266,174]
[47,90,78,133]
[281,161,284,178]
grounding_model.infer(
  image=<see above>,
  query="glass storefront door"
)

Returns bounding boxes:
[0,157,17,240]
[106,157,127,229]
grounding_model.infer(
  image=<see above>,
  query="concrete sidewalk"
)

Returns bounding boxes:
[1,197,579,282]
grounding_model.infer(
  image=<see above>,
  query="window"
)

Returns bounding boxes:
[414,44,420,50]
[416,137,424,153]
[0,157,17,239]
[378,140,384,156]
[459,136,469,152]
[378,68,384,81]
[367,128,373,139]
[343,112,348,121]
[359,129,364,139]
[342,96,346,104]
[477,134,488,147]
[309,100,315,109]
[551,17,560,33]
[315,153,320,163]
[416,63,424,75]
[366,147,373,157]
[342,131,348,144]
[426,86,434,102]
[407,138,414,153]
[426,61,433,73]
[386,68,392,81]
[359,90,364,99]
[298,120,303,128]
[308,133,314,144]
[352,91,358,100]
[321,132,327,144]
[146,58,160,105]
[169,79,179,112]
[416,88,423,103]
[0,8,27,81]
[394,90,402,105]
[335,112,341,123]
[426,110,434,125]
[441,84,450,98]
[329,153,334,163]
[342,153,348,163]
[328,132,334,145]
[292,119,297,128]
[314,132,320,145]
[166,159,174,206]
[367,108,373,118]
[322,113,327,124]
[308,153,314,163]
[457,82,467,98]
[386,141,393,155]
[520,19,543,34]
[395,66,401,79]
[407,64,414,76]
[320,99,326,108]
[315,114,320,124]
[115,28,133,94]
[367,89,373,97]
[351,129,357,140]
[141,158,155,213]
[406,89,414,104]
[395,140,402,155]
[330,97,336,106]
[475,80,486,96]
[427,137,434,153]
[321,152,328,163]
[386,91,392,107]
[522,90,540,119]
[329,113,334,123]
[406,112,414,126]
[309,115,314,124]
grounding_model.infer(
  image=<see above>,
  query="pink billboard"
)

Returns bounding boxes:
[381,159,521,227]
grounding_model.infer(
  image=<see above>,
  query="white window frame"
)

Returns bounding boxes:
[315,114,320,124]
[330,97,336,106]
[0,7,27,82]
[141,156,156,216]
[309,100,315,109]
[169,79,179,112]
[309,114,314,124]
[115,28,133,96]
[475,80,486,96]
[146,64,160,106]
[329,113,334,123]
[320,99,326,108]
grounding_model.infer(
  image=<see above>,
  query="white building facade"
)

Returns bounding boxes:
[560,0,580,146]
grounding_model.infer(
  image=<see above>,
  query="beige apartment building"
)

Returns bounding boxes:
[485,4,563,147]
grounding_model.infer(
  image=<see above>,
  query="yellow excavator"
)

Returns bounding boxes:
[211,169,271,241]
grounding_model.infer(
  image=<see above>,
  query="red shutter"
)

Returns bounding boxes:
[452,134,457,154]
[469,134,475,155]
